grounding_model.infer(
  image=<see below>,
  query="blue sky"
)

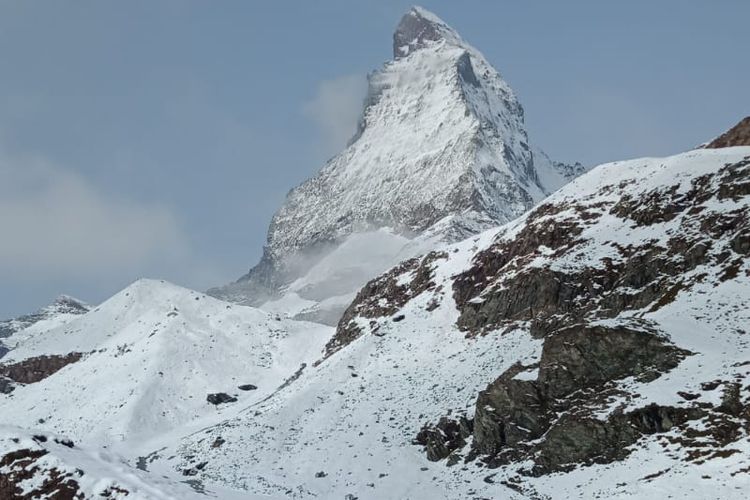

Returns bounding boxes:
[1,0,748,317]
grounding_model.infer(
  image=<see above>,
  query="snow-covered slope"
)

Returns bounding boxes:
[0,426,263,499]
[0,279,332,457]
[210,6,584,323]
[154,147,750,499]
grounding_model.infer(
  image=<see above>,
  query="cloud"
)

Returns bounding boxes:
[0,150,192,282]
[302,73,367,158]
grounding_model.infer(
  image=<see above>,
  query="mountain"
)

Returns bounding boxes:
[150,145,750,499]
[209,6,585,324]
[0,295,89,363]
[0,279,332,452]
[0,295,89,341]
[705,115,750,149]
[4,7,748,500]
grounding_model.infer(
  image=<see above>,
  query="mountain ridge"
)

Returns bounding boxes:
[169,146,750,499]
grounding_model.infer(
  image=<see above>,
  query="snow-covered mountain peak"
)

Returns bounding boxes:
[0,294,90,345]
[209,7,585,323]
[393,6,464,58]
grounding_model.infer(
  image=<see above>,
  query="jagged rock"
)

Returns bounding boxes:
[473,365,546,454]
[532,404,706,474]
[206,393,237,406]
[470,324,691,468]
[537,325,689,399]
[414,415,473,461]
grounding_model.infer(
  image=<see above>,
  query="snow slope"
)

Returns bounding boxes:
[210,6,585,324]
[0,426,264,499]
[155,147,750,499]
[0,279,332,458]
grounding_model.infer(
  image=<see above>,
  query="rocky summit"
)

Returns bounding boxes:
[209,6,585,324]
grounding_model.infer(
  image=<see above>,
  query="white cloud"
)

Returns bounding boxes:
[0,150,192,282]
[302,73,367,158]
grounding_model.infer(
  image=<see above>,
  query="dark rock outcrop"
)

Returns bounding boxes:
[413,415,473,462]
[414,324,696,473]
[0,447,83,499]
[206,393,237,405]
[0,352,83,385]
[531,404,705,475]
[536,325,688,399]
[472,325,693,472]
[705,116,750,148]
[0,376,14,394]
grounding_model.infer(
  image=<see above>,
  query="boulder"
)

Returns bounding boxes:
[206,393,237,405]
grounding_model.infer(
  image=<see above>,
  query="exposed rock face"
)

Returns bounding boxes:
[411,323,696,471]
[453,156,750,337]
[705,116,750,148]
[414,414,473,462]
[468,324,693,472]
[536,325,687,397]
[0,352,82,385]
[208,7,584,324]
[393,6,455,59]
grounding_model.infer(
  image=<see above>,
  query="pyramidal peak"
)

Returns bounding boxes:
[393,6,464,58]
[208,7,585,323]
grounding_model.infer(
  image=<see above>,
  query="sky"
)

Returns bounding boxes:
[1,0,748,318]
